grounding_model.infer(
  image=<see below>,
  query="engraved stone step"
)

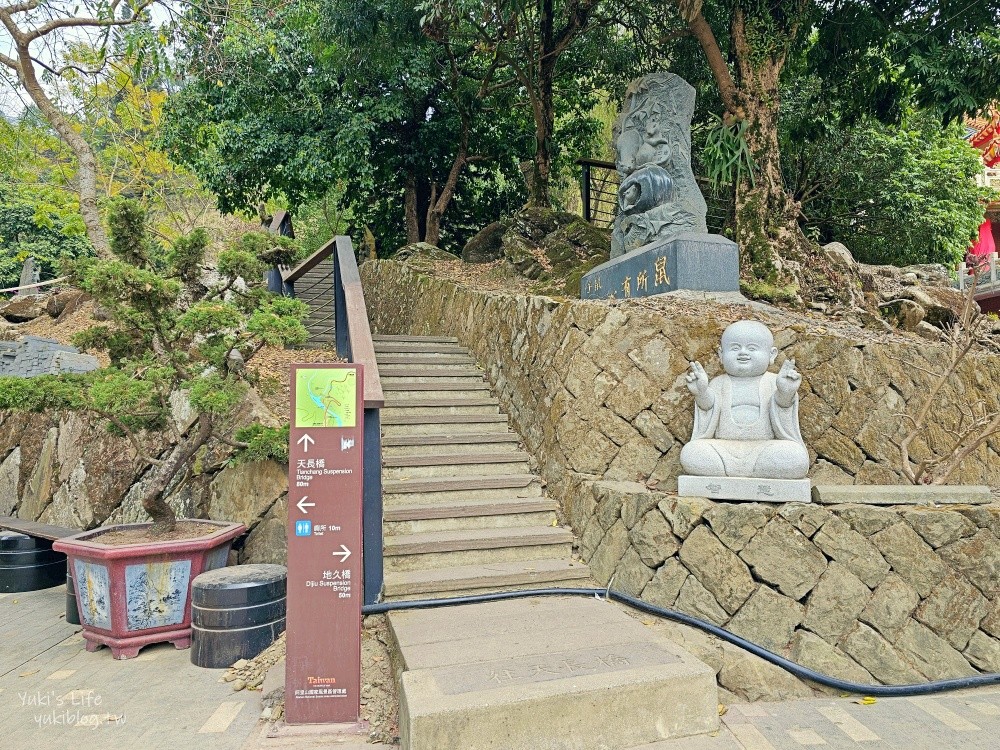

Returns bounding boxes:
[382,399,500,417]
[389,598,718,749]
[384,497,557,534]
[382,559,592,600]
[381,415,509,437]
[383,527,573,572]
[380,369,485,381]
[374,342,469,355]
[382,383,492,400]
[382,433,521,458]
[373,335,459,344]
[384,453,530,480]
[376,354,477,366]
[384,474,539,497]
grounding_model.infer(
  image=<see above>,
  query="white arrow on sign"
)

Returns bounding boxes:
[332,545,351,562]
[296,496,315,514]
[297,434,315,452]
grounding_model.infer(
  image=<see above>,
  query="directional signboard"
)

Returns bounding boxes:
[286,363,364,725]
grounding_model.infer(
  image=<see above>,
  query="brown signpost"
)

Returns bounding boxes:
[286,363,364,725]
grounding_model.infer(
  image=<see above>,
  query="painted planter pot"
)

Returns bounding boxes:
[53,520,245,659]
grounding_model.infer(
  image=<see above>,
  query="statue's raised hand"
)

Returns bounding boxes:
[775,358,801,407]
[686,361,715,410]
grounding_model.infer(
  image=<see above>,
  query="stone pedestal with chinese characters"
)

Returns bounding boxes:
[580,233,739,300]
[678,475,811,503]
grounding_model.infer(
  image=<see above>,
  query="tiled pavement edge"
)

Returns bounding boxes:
[639,687,1000,749]
[1,586,260,750]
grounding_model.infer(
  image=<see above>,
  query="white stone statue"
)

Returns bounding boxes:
[679,321,811,502]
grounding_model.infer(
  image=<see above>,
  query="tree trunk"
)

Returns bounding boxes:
[727,6,859,308]
[404,174,421,244]
[141,413,213,535]
[528,0,556,207]
[15,45,110,257]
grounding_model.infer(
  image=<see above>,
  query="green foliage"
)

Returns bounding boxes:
[0,200,309,527]
[231,423,291,465]
[783,99,991,266]
[697,117,756,190]
[168,228,210,280]
[0,199,94,288]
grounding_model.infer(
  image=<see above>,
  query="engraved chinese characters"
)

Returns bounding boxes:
[611,72,708,258]
[678,321,812,503]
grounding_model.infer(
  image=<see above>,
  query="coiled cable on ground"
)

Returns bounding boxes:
[361,586,1000,697]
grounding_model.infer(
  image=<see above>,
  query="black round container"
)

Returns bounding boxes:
[190,564,286,669]
[65,566,80,625]
[0,532,67,593]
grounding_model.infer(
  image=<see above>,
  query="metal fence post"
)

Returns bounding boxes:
[334,248,350,359]
[581,162,592,223]
[362,407,383,605]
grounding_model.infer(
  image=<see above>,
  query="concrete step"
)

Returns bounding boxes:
[375,354,477,366]
[383,527,573,572]
[384,453,531,480]
[373,335,459,344]
[382,433,521,458]
[389,597,718,750]
[381,383,492,399]
[382,399,500,417]
[381,415,509,437]
[384,474,541,504]
[374,342,470,355]
[382,559,592,600]
[384,496,557,534]
[380,369,485,381]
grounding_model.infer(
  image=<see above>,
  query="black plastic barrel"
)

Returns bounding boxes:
[0,532,66,593]
[191,564,286,669]
[65,567,80,625]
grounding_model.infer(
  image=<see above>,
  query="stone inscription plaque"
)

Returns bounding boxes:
[581,233,739,300]
[435,642,681,696]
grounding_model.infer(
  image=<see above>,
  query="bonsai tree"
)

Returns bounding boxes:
[0,198,309,534]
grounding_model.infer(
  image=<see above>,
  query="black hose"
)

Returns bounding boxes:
[362,586,1000,697]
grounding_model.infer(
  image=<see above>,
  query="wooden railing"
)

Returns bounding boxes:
[283,236,385,604]
[576,158,734,235]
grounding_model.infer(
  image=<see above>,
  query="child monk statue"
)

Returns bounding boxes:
[680,321,809,480]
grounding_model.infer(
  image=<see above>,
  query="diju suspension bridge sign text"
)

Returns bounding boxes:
[286,364,364,725]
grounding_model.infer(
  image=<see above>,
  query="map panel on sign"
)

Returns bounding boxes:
[295,369,358,428]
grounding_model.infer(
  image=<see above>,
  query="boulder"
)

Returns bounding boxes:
[0,294,47,322]
[461,208,610,294]
[822,242,855,267]
[393,243,458,263]
[45,289,86,318]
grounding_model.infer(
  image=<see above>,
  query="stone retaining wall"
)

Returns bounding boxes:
[362,259,1000,684]
[570,478,1000,687]
[361,259,1000,496]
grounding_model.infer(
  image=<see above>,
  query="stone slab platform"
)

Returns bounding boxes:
[812,484,993,505]
[580,233,739,300]
[389,596,718,750]
[678,476,811,503]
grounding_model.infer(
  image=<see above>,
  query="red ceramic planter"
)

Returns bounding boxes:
[54,520,245,659]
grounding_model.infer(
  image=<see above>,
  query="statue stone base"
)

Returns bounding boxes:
[678,476,812,504]
[580,233,738,300]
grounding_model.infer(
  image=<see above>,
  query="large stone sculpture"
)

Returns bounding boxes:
[580,72,738,301]
[611,72,708,258]
[678,321,812,503]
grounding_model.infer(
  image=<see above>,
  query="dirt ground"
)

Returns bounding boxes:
[225,616,400,745]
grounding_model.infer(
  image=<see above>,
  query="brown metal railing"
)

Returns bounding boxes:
[577,158,734,235]
[283,236,385,603]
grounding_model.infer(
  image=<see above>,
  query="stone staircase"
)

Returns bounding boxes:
[374,334,592,600]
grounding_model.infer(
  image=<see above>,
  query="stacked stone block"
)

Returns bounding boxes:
[0,336,98,377]
[571,479,1000,686]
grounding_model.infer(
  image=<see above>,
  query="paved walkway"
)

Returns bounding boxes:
[642,687,1000,749]
[1,586,260,750]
